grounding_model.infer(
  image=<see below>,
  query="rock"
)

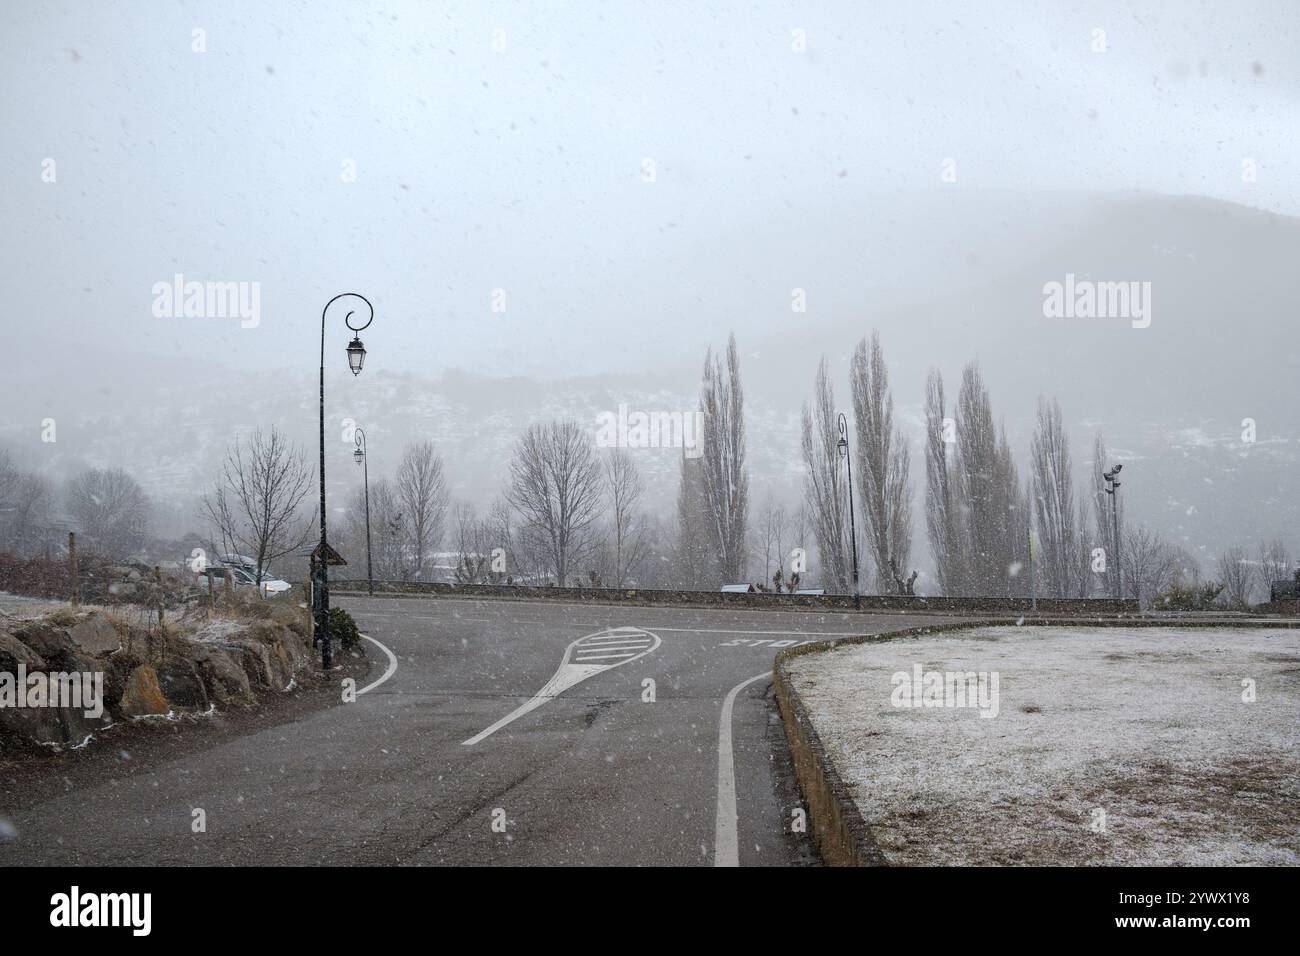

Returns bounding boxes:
[101,655,135,712]
[0,671,110,746]
[12,621,76,663]
[0,705,66,746]
[184,643,251,703]
[157,657,208,708]
[0,632,45,672]
[230,622,312,690]
[67,614,122,656]
[119,665,169,717]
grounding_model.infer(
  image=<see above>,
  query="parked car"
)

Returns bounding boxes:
[195,562,293,596]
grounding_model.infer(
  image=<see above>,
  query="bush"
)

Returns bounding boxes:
[328,607,361,649]
[1153,580,1225,611]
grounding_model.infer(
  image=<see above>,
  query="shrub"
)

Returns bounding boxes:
[1153,580,1225,611]
[328,607,361,649]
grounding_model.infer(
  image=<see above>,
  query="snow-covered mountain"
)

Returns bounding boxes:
[5,191,1297,573]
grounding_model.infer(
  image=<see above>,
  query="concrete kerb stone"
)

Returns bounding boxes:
[771,616,1300,867]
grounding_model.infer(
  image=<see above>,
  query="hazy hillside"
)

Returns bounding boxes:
[4,191,1297,579]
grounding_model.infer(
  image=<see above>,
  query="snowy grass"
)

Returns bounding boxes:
[786,626,1300,865]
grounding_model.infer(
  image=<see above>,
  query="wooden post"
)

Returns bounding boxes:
[207,570,215,618]
[68,531,79,606]
[224,566,233,601]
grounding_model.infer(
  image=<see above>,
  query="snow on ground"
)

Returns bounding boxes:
[0,592,71,619]
[189,618,252,642]
[786,626,1300,865]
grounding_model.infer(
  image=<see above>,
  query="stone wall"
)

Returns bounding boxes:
[329,579,1138,616]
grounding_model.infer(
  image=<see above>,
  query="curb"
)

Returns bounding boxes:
[772,617,1300,867]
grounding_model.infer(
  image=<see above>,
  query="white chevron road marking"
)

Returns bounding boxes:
[461,627,661,746]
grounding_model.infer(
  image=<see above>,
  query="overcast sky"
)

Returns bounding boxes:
[2,0,1297,380]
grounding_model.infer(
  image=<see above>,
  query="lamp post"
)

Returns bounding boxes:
[353,428,374,596]
[836,412,861,610]
[316,293,373,669]
[1103,463,1123,602]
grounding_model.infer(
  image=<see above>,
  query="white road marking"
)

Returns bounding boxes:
[461,627,661,746]
[714,670,770,867]
[358,634,398,696]
[651,626,864,637]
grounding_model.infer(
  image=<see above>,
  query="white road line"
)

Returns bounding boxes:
[652,626,864,637]
[573,643,651,652]
[574,652,638,661]
[461,627,661,746]
[357,634,398,696]
[714,670,771,868]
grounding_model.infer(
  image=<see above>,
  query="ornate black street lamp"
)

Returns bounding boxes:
[353,427,374,596]
[316,293,373,668]
[837,412,861,609]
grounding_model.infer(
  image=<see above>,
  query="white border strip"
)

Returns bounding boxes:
[358,633,398,696]
[714,670,770,867]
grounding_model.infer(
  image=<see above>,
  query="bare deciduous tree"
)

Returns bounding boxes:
[506,419,603,586]
[954,363,1024,596]
[0,451,52,557]
[1255,539,1292,603]
[698,333,749,583]
[801,357,853,593]
[341,477,404,581]
[1030,396,1081,598]
[604,449,646,587]
[675,451,712,588]
[757,496,789,587]
[850,332,913,592]
[450,502,502,584]
[201,428,313,583]
[1121,525,1188,608]
[66,466,151,560]
[1216,546,1252,608]
[395,440,448,581]
[0,449,17,511]
[925,369,965,595]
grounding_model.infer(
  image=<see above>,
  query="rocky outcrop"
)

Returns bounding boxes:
[156,657,208,708]
[67,615,122,656]
[1,603,317,750]
[0,632,44,672]
[119,665,169,717]
[179,639,252,703]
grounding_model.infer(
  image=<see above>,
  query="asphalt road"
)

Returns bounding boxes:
[0,596,950,866]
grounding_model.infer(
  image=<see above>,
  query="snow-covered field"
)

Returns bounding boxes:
[786,626,1300,865]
